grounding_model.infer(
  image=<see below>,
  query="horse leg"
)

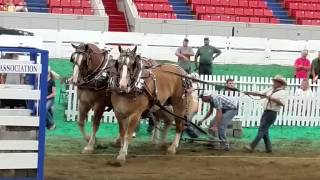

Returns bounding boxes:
[161,118,172,146]
[82,104,104,154]
[157,109,174,146]
[114,135,121,147]
[117,113,141,165]
[151,117,160,145]
[167,105,185,155]
[78,101,91,142]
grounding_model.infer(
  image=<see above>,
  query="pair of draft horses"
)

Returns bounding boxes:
[70,43,198,165]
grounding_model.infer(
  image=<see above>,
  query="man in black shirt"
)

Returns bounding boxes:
[47,69,56,130]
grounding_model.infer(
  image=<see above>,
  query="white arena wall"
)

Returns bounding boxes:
[8,29,319,66]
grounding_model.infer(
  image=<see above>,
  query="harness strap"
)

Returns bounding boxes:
[141,70,207,135]
[153,100,207,135]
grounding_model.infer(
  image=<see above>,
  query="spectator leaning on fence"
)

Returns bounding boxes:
[294,49,311,79]
[175,38,194,74]
[244,75,288,153]
[224,78,238,96]
[295,79,313,97]
[311,51,320,82]
[15,2,28,12]
[195,37,221,75]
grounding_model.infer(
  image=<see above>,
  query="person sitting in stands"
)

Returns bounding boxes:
[16,2,28,12]
[0,5,5,11]
[4,0,16,12]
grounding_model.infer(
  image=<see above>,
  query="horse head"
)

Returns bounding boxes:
[70,43,107,84]
[116,45,140,92]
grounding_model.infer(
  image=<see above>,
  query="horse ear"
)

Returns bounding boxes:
[71,43,77,49]
[135,55,141,61]
[132,46,137,54]
[118,45,122,53]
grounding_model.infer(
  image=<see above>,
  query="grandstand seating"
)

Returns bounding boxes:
[0,0,25,5]
[282,0,320,25]
[134,0,177,19]
[134,0,279,23]
[2,0,319,27]
[0,0,25,11]
[48,0,94,15]
[189,0,279,23]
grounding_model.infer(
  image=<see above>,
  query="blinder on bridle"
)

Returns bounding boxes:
[70,43,90,67]
[118,51,135,66]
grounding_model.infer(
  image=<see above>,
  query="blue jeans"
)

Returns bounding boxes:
[46,99,55,129]
[250,110,277,151]
[210,109,237,147]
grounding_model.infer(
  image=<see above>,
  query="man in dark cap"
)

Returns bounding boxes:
[195,37,221,75]
[175,38,195,74]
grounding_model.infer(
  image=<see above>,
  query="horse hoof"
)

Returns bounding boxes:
[107,160,124,167]
[150,140,159,145]
[167,146,176,155]
[161,143,168,149]
[116,155,126,166]
[82,147,94,154]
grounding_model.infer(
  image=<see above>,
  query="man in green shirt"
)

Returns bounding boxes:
[195,37,221,75]
[311,51,320,82]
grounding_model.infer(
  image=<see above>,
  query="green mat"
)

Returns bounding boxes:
[47,59,320,143]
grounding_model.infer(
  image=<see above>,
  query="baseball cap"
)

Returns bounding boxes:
[204,37,209,40]
[202,90,212,97]
[183,38,189,42]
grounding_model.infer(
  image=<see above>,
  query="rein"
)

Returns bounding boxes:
[160,70,266,100]
[141,70,207,135]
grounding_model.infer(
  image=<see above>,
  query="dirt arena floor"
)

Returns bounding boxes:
[45,137,320,180]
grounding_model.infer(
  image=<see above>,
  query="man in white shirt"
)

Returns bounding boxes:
[244,75,288,153]
[175,38,195,74]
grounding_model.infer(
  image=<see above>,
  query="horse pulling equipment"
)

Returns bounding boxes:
[70,43,116,91]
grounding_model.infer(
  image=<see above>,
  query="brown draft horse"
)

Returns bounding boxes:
[70,43,112,154]
[152,73,200,144]
[111,46,192,165]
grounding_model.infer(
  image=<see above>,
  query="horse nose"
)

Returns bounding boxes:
[119,83,127,89]
[119,78,128,89]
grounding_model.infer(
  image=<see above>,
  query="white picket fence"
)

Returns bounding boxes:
[65,75,320,127]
